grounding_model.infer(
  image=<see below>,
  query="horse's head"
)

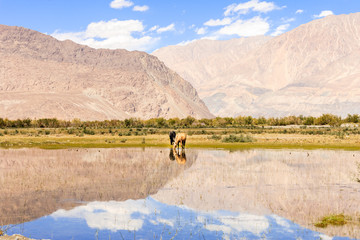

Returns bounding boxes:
[169,131,176,145]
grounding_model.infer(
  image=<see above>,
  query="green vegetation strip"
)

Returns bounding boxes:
[1,113,360,129]
[1,134,360,150]
[314,214,350,228]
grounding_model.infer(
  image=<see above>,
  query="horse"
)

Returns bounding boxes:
[169,131,176,145]
[173,133,187,150]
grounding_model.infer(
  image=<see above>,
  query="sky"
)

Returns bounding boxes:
[0,0,360,52]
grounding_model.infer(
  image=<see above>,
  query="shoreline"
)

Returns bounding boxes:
[1,131,360,150]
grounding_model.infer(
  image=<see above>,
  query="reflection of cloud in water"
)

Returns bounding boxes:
[52,200,150,231]
[45,198,334,240]
[218,213,269,236]
[272,214,292,230]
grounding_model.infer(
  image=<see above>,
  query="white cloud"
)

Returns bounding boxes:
[110,0,133,9]
[295,9,304,14]
[204,17,232,27]
[216,16,270,37]
[52,19,158,52]
[86,19,143,38]
[271,23,290,36]
[281,17,295,23]
[196,27,207,35]
[313,10,334,18]
[176,39,197,46]
[133,5,149,12]
[156,23,175,34]
[224,0,284,16]
[149,25,159,32]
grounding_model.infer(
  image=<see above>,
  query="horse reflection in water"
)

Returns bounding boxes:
[169,148,187,165]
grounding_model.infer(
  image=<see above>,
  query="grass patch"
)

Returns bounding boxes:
[314,214,350,228]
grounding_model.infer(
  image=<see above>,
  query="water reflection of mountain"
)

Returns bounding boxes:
[6,198,337,240]
[0,148,197,225]
[153,149,360,238]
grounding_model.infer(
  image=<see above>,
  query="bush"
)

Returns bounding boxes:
[83,128,95,135]
[208,134,221,140]
[222,134,254,143]
[314,214,348,228]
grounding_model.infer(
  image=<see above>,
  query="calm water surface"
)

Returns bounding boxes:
[0,148,359,239]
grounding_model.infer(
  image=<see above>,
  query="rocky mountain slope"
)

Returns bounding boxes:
[0,25,213,120]
[153,13,360,117]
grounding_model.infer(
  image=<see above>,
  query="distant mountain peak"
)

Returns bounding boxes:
[153,12,360,117]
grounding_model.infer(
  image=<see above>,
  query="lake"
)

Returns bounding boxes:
[0,148,359,239]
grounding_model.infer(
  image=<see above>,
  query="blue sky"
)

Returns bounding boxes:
[0,0,359,52]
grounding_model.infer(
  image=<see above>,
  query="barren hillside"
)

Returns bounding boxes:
[0,25,213,120]
[154,13,360,117]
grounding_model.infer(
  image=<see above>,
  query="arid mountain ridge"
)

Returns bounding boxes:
[153,12,360,117]
[0,25,213,120]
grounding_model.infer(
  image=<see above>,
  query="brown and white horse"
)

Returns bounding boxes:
[173,133,187,150]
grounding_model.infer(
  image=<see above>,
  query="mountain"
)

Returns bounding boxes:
[0,25,213,120]
[153,13,360,117]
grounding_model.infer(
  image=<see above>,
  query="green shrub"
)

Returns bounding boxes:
[208,134,221,140]
[83,128,95,135]
[222,134,254,143]
[314,214,349,228]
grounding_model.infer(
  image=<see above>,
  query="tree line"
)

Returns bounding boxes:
[0,114,359,129]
